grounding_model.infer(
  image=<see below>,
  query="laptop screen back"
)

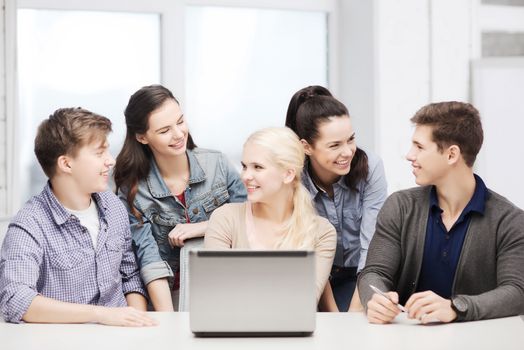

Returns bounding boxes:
[189,250,316,336]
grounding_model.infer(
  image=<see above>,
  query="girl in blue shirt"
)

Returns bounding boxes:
[286,86,387,312]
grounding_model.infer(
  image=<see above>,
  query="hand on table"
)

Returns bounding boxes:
[94,306,158,327]
[405,291,457,324]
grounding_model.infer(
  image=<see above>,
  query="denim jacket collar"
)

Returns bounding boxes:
[147,149,207,199]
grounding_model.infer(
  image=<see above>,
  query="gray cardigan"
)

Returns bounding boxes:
[358,186,524,321]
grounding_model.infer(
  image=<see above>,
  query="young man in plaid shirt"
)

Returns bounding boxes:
[0,107,155,326]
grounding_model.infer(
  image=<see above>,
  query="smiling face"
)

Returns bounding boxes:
[303,116,356,184]
[406,125,450,186]
[241,142,291,204]
[136,99,188,158]
[68,138,115,194]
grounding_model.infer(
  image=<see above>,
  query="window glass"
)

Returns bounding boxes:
[185,6,328,166]
[17,9,160,201]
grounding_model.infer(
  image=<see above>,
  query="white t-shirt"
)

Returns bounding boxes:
[66,199,100,248]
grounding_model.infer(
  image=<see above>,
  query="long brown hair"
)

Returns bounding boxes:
[286,86,368,191]
[114,85,196,221]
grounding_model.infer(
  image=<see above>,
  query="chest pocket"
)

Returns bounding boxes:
[342,206,362,233]
[105,237,125,263]
[150,213,180,260]
[201,186,230,215]
[49,249,88,270]
[150,213,180,235]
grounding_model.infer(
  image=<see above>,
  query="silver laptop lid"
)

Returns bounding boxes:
[189,250,316,336]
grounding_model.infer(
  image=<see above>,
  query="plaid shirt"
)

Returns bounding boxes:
[0,183,146,323]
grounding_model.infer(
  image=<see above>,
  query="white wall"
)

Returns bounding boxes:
[430,0,475,101]
[337,0,377,153]
[338,0,479,193]
[375,0,431,191]
[0,218,9,247]
[473,58,524,209]
[0,0,7,216]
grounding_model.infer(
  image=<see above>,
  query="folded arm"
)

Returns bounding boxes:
[23,295,156,326]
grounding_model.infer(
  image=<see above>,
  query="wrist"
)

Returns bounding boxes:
[450,296,468,321]
[91,305,105,324]
[196,221,207,236]
[126,292,147,311]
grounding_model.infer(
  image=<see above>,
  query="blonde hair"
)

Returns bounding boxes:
[245,127,318,249]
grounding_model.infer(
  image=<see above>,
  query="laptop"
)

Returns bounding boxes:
[189,250,316,337]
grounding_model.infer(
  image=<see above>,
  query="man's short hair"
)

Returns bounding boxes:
[34,107,112,178]
[411,101,483,167]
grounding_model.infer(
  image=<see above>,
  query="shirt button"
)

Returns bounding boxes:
[192,208,199,215]
[443,251,448,257]
[445,235,450,240]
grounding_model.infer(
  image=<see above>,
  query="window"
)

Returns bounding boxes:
[16,9,160,204]
[4,0,336,215]
[185,6,328,165]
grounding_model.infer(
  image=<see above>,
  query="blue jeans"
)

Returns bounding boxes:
[330,266,358,312]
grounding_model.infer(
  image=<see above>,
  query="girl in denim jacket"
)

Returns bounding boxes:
[114,85,246,311]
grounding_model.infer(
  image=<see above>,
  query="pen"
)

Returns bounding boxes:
[369,284,407,312]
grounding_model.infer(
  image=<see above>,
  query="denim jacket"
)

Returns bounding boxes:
[118,148,246,285]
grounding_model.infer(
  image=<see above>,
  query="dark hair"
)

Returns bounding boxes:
[34,107,112,178]
[114,84,196,221]
[285,85,332,131]
[411,101,483,167]
[286,87,369,191]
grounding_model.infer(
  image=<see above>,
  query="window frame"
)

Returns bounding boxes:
[3,0,338,216]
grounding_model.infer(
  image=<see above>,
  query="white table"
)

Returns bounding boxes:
[1,312,523,350]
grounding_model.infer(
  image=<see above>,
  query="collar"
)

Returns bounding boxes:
[429,174,488,216]
[147,149,206,199]
[301,161,348,197]
[43,182,107,225]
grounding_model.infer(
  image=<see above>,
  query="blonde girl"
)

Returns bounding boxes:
[205,127,336,302]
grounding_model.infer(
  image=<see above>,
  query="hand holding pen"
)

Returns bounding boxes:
[366,285,404,324]
[369,285,407,312]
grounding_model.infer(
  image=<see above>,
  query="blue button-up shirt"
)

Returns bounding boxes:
[416,174,488,299]
[0,183,146,323]
[302,151,387,271]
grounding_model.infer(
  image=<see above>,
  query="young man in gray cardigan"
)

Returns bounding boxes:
[358,101,524,324]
